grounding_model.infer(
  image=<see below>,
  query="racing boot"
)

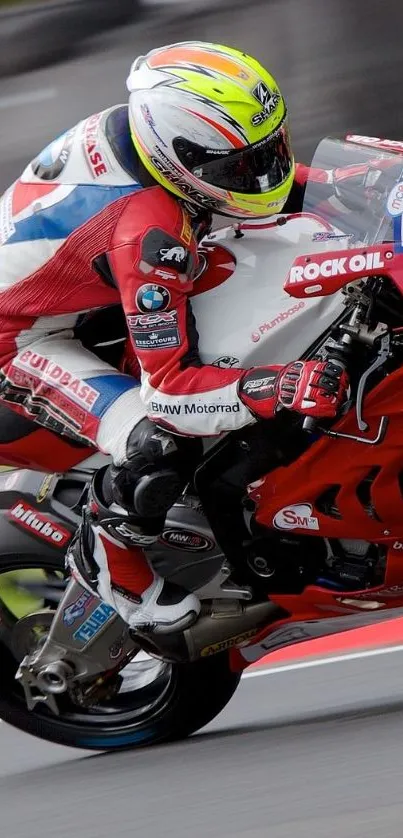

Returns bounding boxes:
[67,475,200,635]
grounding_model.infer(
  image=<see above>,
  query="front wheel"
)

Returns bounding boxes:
[0,556,240,751]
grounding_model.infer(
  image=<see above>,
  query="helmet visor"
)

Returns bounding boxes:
[174,121,293,195]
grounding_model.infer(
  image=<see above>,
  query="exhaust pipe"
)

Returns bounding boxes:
[140,600,282,662]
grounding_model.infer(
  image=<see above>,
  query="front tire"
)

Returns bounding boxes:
[0,645,240,751]
[0,551,240,751]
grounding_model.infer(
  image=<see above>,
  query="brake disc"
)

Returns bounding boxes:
[11,610,55,662]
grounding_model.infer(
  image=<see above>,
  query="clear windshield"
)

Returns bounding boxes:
[302,137,403,247]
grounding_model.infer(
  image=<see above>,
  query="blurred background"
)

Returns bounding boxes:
[1,0,403,191]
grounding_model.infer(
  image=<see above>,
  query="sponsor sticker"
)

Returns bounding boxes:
[32,129,75,181]
[387,182,403,217]
[136,284,171,313]
[160,529,214,552]
[133,328,180,351]
[141,228,192,276]
[8,500,71,546]
[83,112,108,177]
[251,302,305,342]
[288,251,391,284]
[16,351,99,409]
[201,629,257,657]
[273,503,319,531]
[73,602,116,644]
[63,590,95,626]
[127,312,177,329]
[128,310,180,351]
[159,246,188,266]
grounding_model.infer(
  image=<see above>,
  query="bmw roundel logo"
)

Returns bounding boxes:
[136,284,171,313]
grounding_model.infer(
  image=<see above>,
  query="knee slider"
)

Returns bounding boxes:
[110,417,198,518]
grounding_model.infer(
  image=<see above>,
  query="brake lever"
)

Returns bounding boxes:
[355,332,390,431]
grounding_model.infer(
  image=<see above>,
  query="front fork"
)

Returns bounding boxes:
[15,577,140,715]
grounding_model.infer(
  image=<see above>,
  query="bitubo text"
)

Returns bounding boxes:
[9,501,70,544]
[289,251,389,284]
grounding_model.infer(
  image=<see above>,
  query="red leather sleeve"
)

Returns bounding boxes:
[107,187,253,436]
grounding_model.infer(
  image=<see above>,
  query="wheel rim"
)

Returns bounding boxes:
[0,560,176,734]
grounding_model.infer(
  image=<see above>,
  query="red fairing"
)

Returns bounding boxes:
[285,245,399,299]
[228,364,403,672]
[252,364,403,543]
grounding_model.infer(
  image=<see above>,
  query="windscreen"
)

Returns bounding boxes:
[302,137,403,248]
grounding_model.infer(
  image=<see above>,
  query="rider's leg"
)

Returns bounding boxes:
[0,333,201,632]
[69,419,202,633]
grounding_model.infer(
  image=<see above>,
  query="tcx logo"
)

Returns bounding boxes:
[289,251,390,284]
[128,312,177,328]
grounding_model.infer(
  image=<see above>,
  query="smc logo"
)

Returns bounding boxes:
[273,503,319,531]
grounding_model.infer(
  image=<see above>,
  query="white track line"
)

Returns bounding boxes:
[242,642,403,679]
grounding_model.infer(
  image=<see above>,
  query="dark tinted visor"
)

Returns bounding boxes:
[173,121,292,194]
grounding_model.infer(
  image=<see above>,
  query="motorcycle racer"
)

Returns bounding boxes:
[0,42,348,633]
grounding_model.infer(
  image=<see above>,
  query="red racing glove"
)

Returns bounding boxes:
[239,360,349,420]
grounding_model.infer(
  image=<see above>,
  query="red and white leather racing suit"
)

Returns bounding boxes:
[0,105,336,628]
[0,105,323,459]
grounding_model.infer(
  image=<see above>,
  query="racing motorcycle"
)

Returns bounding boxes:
[2,134,403,751]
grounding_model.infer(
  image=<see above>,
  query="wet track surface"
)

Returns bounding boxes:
[2,650,403,837]
[2,0,403,833]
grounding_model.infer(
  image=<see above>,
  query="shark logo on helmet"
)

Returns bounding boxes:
[251,82,281,126]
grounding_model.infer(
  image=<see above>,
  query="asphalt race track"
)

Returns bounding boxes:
[2,0,403,834]
[2,650,403,837]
